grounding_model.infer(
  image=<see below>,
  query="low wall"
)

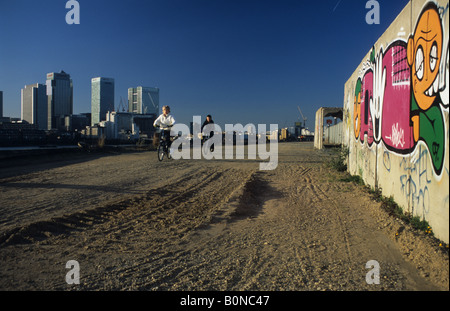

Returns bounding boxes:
[342,0,449,243]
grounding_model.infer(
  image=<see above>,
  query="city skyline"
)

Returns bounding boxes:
[0,0,410,129]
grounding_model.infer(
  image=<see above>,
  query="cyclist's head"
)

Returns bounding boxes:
[162,105,171,115]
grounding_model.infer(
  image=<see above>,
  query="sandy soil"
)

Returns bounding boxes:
[0,142,448,291]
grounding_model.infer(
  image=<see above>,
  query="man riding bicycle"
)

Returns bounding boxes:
[153,105,176,148]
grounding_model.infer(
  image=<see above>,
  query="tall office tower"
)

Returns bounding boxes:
[46,70,73,130]
[0,91,3,117]
[128,86,159,115]
[91,77,115,126]
[21,83,48,130]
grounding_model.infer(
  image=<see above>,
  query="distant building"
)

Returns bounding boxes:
[46,71,73,130]
[0,120,46,146]
[106,111,134,134]
[81,111,140,141]
[87,111,157,141]
[0,91,3,118]
[104,111,134,140]
[91,77,115,126]
[21,83,48,130]
[132,113,157,136]
[65,113,91,132]
[128,86,159,115]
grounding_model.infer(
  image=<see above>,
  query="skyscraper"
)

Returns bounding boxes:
[128,86,159,115]
[21,83,48,130]
[0,91,3,118]
[91,77,115,126]
[46,71,73,130]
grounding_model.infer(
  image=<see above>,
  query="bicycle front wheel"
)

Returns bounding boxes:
[158,144,165,161]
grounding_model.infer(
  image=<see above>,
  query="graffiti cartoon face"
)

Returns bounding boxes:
[353,79,362,139]
[407,5,443,110]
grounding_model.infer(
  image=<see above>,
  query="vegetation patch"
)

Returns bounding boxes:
[327,146,348,172]
[340,174,364,185]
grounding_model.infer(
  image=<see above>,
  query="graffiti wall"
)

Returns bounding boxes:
[343,0,449,243]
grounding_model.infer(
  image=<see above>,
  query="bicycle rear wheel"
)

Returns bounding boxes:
[158,143,165,161]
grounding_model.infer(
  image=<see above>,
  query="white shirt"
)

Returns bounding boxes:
[154,114,175,130]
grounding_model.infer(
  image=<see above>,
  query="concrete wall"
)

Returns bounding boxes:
[314,108,325,149]
[314,107,343,149]
[342,0,449,243]
[324,122,343,146]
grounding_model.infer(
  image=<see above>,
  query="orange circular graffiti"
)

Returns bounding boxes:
[407,5,443,111]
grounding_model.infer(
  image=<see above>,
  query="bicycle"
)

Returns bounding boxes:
[155,126,173,161]
[201,133,215,153]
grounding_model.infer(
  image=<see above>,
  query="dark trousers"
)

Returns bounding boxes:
[161,130,171,148]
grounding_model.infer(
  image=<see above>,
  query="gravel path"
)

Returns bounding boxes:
[0,142,448,291]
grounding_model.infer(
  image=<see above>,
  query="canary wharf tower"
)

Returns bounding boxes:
[46,70,73,130]
[91,77,115,126]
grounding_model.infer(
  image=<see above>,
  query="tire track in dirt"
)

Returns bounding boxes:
[0,153,199,233]
[262,163,363,289]
[0,161,260,290]
[127,170,279,291]
[53,166,260,290]
[304,171,353,263]
[0,166,229,248]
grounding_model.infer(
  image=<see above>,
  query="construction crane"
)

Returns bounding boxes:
[297,106,307,129]
[147,92,159,114]
[118,96,127,112]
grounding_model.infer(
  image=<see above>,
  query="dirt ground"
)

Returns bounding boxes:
[0,142,448,291]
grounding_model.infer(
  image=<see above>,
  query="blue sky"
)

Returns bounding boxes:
[0,0,409,129]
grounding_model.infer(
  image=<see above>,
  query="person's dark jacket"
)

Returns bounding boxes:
[202,119,215,137]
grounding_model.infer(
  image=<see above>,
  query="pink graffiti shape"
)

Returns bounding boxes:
[381,43,414,152]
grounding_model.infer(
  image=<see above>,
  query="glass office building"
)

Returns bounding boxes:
[128,86,159,115]
[46,71,73,130]
[91,77,115,126]
[21,83,48,130]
